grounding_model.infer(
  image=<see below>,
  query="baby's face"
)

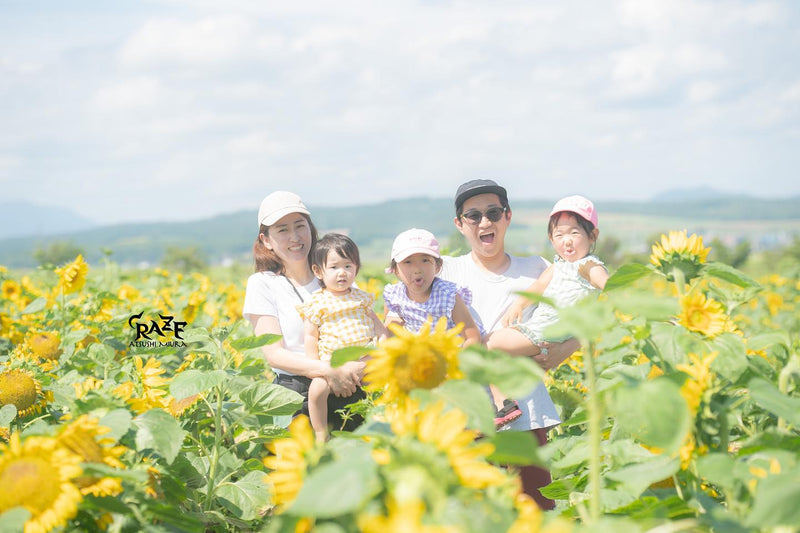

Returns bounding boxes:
[395,253,438,303]
[549,213,594,262]
[315,249,357,295]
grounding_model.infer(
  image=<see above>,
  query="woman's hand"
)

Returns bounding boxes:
[532,338,580,371]
[325,360,365,397]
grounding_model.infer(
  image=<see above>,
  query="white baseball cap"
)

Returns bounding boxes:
[257,191,311,227]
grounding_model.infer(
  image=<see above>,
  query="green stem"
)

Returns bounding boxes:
[59,287,66,340]
[778,355,800,431]
[584,340,601,523]
[671,268,687,297]
[203,386,224,512]
[203,338,228,512]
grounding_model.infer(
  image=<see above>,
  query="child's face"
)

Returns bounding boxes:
[395,253,438,302]
[314,249,357,295]
[549,213,596,263]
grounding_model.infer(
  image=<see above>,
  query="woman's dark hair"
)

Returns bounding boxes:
[253,214,319,273]
[547,211,598,252]
[310,233,360,286]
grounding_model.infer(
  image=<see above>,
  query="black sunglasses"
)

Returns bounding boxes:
[460,206,508,225]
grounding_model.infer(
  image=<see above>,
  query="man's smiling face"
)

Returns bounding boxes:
[455,192,511,260]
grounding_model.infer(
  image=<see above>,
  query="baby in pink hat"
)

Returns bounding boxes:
[487,195,610,429]
[383,228,482,344]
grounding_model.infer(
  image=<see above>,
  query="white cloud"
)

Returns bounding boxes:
[119,15,264,68]
[781,81,800,102]
[92,76,163,112]
[0,154,22,177]
[1,1,798,224]
[687,80,719,103]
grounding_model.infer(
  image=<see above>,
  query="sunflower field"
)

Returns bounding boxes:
[1,231,799,533]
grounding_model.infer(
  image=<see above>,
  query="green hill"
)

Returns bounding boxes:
[1,196,799,269]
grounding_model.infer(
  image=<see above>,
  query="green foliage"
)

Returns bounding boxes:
[161,245,208,272]
[709,237,751,269]
[32,240,85,267]
[1,238,799,532]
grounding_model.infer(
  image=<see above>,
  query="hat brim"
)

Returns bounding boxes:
[549,208,598,227]
[259,205,311,227]
[392,247,441,264]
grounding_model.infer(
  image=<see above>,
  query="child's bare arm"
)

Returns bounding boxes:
[303,320,321,360]
[383,315,404,334]
[578,261,609,290]
[370,310,390,342]
[452,294,481,347]
[500,265,555,326]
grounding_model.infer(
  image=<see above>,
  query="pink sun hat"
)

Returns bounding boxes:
[550,195,598,227]
[385,228,440,273]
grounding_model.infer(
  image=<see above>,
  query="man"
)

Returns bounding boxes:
[440,179,579,509]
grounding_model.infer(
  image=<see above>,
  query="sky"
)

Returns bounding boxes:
[1,0,799,225]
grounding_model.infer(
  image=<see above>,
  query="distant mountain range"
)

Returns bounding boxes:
[2,191,799,269]
[0,201,97,240]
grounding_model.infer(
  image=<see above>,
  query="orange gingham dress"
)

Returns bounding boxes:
[297,286,376,360]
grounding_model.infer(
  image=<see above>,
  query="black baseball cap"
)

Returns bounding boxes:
[454,179,508,213]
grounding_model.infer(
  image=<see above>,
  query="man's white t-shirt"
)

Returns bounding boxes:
[242,271,321,376]
[440,253,561,431]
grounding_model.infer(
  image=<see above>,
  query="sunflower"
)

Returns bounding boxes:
[2,280,22,301]
[678,292,728,338]
[55,255,89,294]
[508,494,543,533]
[114,357,173,414]
[0,368,47,418]
[26,331,62,361]
[388,400,509,490]
[676,352,717,416]
[263,415,319,512]
[57,415,127,497]
[650,230,709,283]
[357,494,458,533]
[764,291,785,317]
[678,433,708,470]
[0,433,83,533]
[168,394,201,417]
[73,377,103,400]
[365,317,463,406]
[116,283,139,301]
[136,356,170,389]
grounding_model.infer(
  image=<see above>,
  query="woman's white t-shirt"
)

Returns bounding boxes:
[440,253,562,431]
[242,271,321,376]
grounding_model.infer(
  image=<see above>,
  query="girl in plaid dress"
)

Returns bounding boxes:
[487,195,609,428]
[383,228,481,342]
[299,233,388,442]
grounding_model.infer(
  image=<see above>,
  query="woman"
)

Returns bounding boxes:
[243,191,365,429]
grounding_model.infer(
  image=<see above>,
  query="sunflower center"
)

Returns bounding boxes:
[407,345,448,390]
[0,457,61,514]
[0,371,38,412]
[30,333,61,360]
[689,309,708,329]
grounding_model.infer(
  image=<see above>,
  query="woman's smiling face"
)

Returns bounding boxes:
[263,213,313,264]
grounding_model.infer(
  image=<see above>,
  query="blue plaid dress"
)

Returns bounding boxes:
[383,277,482,334]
